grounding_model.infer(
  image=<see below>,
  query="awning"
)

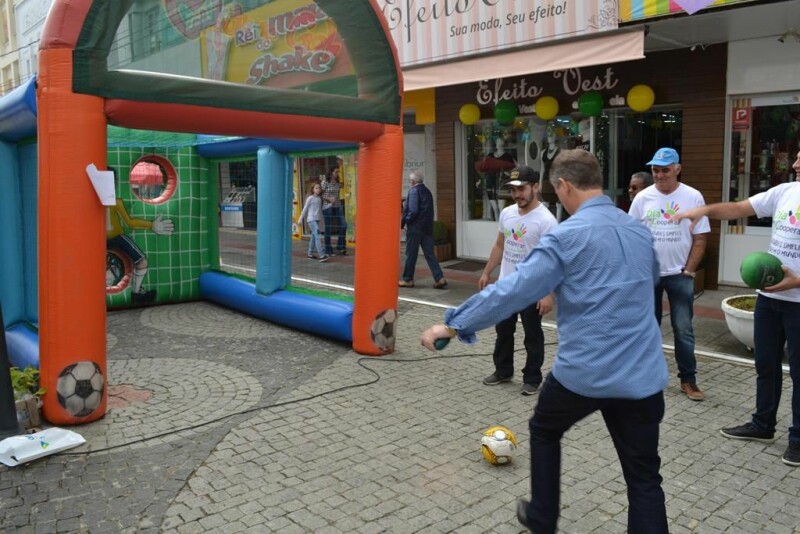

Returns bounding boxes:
[403,31,644,92]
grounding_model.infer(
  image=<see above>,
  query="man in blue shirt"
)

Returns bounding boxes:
[421,149,669,533]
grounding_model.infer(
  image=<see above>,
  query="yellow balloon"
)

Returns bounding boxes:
[459,104,481,125]
[627,85,655,112]
[535,96,559,121]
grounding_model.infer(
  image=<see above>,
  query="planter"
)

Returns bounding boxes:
[433,243,452,262]
[721,295,756,350]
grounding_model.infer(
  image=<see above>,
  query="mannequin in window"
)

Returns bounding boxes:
[539,127,561,213]
[475,137,516,220]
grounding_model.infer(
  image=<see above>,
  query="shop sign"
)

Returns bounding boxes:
[198,0,352,88]
[620,0,757,22]
[731,99,751,131]
[378,0,619,68]
[476,67,620,105]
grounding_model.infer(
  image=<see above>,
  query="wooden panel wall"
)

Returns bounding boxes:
[433,44,728,288]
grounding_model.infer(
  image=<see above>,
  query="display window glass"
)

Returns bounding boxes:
[728,97,800,229]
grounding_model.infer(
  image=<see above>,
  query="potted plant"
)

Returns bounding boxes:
[432,220,452,262]
[721,295,756,350]
[10,366,44,429]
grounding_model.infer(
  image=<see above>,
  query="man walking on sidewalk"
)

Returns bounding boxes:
[399,171,448,289]
[479,165,557,395]
[629,147,710,401]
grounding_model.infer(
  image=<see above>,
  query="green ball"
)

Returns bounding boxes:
[740,252,784,289]
[578,91,603,117]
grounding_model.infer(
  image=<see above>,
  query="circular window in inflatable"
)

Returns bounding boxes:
[130,155,177,204]
[106,249,133,294]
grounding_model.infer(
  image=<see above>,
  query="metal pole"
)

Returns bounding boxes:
[0,301,22,439]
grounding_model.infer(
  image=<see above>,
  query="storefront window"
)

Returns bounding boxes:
[463,116,588,221]
[728,98,800,228]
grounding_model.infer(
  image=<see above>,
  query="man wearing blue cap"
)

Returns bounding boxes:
[629,148,710,401]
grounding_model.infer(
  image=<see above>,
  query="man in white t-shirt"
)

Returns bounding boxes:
[673,149,800,467]
[629,148,710,401]
[479,165,558,395]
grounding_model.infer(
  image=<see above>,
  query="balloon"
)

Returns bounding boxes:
[535,96,559,121]
[627,84,655,112]
[494,101,516,125]
[459,104,481,125]
[578,91,603,117]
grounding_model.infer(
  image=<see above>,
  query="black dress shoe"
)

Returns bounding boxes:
[517,499,534,532]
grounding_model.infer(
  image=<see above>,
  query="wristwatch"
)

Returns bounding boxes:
[682,269,696,279]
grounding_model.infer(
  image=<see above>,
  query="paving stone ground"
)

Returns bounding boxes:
[2,295,799,533]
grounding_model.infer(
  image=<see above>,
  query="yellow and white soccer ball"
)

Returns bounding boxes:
[480,425,518,465]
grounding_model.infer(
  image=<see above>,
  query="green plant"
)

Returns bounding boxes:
[727,295,756,312]
[432,221,449,244]
[10,366,45,401]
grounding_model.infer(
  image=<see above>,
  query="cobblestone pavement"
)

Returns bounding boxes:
[2,296,800,533]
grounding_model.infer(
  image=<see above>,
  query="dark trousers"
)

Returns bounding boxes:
[752,295,800,443]
[524,374,668,534]
[402,230,444,283]
[323,205,347,254]
[493,304,544,386]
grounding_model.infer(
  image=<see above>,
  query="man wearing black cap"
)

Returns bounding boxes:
[478,165,558,395]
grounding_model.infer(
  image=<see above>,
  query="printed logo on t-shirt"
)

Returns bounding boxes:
[775,208,800,226]
[646,202,681,225]
[504,223,527,241]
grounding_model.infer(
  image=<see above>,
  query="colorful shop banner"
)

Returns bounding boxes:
[620,0,757,21]
[197,0,353,88]
[378,0,620,68]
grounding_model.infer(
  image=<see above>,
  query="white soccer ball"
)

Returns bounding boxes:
[370,309,397,352]
[56,361,105,418]
[481,425,518,465]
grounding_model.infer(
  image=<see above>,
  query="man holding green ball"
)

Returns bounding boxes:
[674,150,800,467]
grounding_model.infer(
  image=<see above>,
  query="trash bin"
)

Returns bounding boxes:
[220,186,254,228]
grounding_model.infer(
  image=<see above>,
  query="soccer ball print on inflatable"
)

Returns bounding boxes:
[369,309,397,352]
[56,361,105,418]
[481,425,518,465]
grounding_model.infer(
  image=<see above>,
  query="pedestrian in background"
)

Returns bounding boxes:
[321,166,347,256]
[628,171,653,201]
[299,183,328,262]
[400,171,448,289]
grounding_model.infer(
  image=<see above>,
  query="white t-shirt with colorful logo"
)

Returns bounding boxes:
[629,183,711,276]
[749,181,800,303]
[498,203,558,279]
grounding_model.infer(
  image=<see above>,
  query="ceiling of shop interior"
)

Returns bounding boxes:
[642,0,800,52]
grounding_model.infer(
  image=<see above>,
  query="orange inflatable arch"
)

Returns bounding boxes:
[38,0,403,424]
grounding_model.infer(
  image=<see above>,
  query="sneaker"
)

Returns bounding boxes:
[516,499,532,531]
[483,372,512,386]
[521,383,540,396]
[339,249,348,256]
[398,280,415,288]
[307,254,316,259]
[433,278,448,289]
[319,255,329,262]
[680,382,705,401]
[720,422,776,443]
[782,442,800,466]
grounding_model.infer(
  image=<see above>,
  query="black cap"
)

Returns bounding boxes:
[506,166,539,186]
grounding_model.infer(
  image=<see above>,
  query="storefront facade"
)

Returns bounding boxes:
[432,45,727,286]
[719,36,800,284]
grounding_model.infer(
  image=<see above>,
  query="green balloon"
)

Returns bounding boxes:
[578,92,604,117]
[494,101,517,125]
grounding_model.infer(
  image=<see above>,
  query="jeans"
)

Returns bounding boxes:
[307,220,325,257]
[402,230,444,283]
[752,295,800,443]
[323,205,347,254]
[655,274,696,383]
[524,374,667,534]
[493,303,544,386]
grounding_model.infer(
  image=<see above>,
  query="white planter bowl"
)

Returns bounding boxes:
[721,295,756,350]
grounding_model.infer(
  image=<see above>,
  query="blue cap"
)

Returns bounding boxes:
[646,148,680,166]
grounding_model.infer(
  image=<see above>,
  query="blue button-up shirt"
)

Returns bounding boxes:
[445,195,668,399]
